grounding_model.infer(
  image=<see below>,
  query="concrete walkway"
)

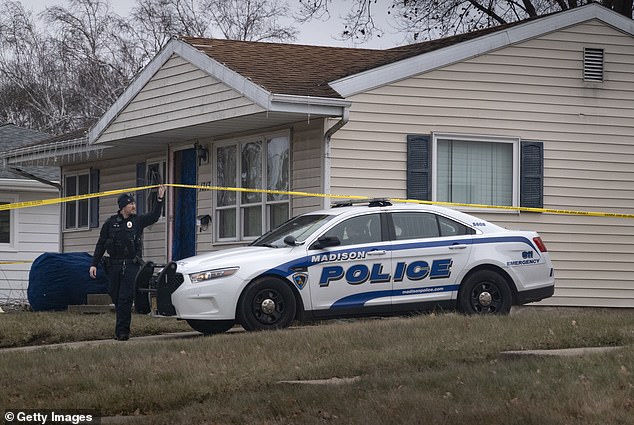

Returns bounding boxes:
[501,346,623,357]
[0,332,203,354]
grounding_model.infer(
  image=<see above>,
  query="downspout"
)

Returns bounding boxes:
[322,107,349,209]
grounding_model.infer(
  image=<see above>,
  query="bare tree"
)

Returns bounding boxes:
[0,1,77,132]
[296,0,633,43]
[43,0,140,118]
[129,0,210,62]
[201,0,298,41]
[0,0,299,133]
[130,0,297,62]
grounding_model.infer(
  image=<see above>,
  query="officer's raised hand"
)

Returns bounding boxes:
[158,184,166,200]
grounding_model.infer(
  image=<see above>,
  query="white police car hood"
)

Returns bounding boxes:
[176,246,294,275]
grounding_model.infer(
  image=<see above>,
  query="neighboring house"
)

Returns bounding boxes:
[1,3,633,307]
[0,124,61,302]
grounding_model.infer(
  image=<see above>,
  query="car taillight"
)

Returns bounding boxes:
[533,236,548,252]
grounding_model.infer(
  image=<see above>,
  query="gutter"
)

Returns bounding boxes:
[322,107,350,209]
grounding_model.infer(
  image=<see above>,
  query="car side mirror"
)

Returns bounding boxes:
[312,235,341,249]
[284,235,305,246]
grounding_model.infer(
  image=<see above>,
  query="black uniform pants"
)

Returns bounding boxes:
[108,262,140,338]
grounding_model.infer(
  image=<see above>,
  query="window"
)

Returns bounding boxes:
[64,170,98,230]
[215,133,290,241]
[408,134,542,209]
[0,202,11,244]
[321,214,382,247]
[434,134,518,207]
[392,212,475,240]
[137,159,166,217]
[583,48,604,82]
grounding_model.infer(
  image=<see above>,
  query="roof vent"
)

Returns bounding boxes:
[583,48,604,82]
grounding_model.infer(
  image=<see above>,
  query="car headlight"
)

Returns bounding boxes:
[189,267,239,284]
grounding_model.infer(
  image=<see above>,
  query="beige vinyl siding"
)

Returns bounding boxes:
[291,119,324,215]
[62,157,166,263]
[330,20,634,307]
[98,54,265,143]
[0,188,60,302]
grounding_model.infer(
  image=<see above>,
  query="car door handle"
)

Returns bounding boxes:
[449,244,467,250]
[366,250,387,256]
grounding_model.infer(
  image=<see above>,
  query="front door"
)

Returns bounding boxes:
[172,148,197,261]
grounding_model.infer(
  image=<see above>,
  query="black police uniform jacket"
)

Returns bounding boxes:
[91,198,163,267]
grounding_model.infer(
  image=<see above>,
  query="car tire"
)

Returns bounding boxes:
[458,270,512,315]
[186,319,234,335]
[239,277,297,331]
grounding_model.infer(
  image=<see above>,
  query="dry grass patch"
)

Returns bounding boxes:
[1,308,633,424]
[0,311,191,348]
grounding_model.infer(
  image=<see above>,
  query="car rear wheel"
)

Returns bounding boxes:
[459,270,512,315]
[186,319,234,335]
[239,277,296,331]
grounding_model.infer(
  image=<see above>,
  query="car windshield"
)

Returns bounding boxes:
[251,214,335,248]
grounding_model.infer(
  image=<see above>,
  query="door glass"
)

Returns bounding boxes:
[241,141,262,204]
[322,214,382,247]
[392,212,439,240]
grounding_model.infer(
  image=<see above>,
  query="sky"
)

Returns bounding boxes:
[17,0,409,49]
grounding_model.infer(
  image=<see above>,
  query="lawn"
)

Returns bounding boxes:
[1,308,633,424]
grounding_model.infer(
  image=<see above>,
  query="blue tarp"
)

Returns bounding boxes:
[27,252,109,311]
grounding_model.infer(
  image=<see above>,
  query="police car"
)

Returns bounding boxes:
[162,199,555,334]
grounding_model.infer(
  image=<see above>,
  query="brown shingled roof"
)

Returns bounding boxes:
[180,19,527,99]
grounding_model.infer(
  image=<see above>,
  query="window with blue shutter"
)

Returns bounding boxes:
[520,141,544,209]
[407,135,431,201]
[407,134,543,209]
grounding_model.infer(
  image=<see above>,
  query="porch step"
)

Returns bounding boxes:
[87,294,112,305]
[68,304,114,314]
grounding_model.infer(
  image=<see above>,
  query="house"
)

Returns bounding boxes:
[0,124,61,302]
[1,3,633,307]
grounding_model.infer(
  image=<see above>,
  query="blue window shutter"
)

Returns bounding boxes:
[520,141,544,209]
[136,162,146,214]
[89,168,99,228]
[407,135,431,200]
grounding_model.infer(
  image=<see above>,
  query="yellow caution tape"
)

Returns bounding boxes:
[1,183,634,219]
[0,185,159,212]
[0,261,32,264]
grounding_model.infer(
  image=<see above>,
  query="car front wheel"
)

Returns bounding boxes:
[239,277,297,331]
[459,270,512,315]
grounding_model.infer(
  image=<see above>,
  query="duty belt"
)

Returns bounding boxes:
[110,257,141,265]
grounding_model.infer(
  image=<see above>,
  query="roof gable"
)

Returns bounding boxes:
[89,3,632,144]
[330,3,634,96]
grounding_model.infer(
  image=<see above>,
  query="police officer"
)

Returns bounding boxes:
[89,185,166,341]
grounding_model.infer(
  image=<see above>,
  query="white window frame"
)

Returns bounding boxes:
[213,130,291,243]
[63,169,92,231]
[0,195,17,249]
[431,133,520,208]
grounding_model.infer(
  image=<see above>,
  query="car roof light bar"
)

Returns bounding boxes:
[332,198,392,208]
